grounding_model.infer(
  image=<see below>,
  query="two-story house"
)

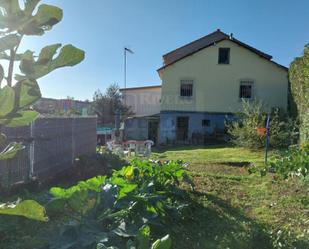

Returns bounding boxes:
[157,29,288,143]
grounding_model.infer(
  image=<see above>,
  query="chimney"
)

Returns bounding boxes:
[217,28,221,32]
[230,33,234,39]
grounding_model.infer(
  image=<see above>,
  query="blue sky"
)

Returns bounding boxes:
[19,0,309,100]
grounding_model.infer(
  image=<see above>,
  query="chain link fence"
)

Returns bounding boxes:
[0,117,97,188]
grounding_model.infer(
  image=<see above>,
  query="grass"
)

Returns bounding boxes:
[152,144,267,165]
[1,145,308,249]
[151,145,309,249]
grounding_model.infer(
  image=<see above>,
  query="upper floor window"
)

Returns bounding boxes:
[218,48,230,64]
[239,81,253,99]
[180,80,193,97]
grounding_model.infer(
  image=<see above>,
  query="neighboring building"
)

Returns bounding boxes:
[120,85,161,117]
[157,29,288,143]
[120,86,161,143]
[34,97,91,116]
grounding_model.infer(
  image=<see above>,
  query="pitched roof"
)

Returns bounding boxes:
[158,29,287,72]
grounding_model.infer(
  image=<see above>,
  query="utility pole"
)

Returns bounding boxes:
[124,47,134,105]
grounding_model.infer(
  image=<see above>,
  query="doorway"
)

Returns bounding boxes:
[148,120,159,145]
[176,116,189,141]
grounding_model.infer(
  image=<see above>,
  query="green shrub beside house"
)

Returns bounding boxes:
[226,99,298,149]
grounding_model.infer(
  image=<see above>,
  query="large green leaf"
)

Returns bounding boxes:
[51,45,85,68]
[0,0,21,14]
[0,64,4,84]
[24,0,41,16]
[0,86,15,117]
[0,1,24,31]
[137,225,150,249]
[0,199,48,221]
[16,44,85,80]
[35,4,62,27]
[151,235,172,249]
[19,50,35,75]
[14,79,41,109]
[0,142,24,160]
[37,43,61,64]
[20,4,63,35]
[0,34,21,52]
[1,110,39,127]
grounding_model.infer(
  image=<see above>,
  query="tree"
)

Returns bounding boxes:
[92,83,133,125]
[0,0,85,160]
[289,44,309,143]
[0,0,84,220]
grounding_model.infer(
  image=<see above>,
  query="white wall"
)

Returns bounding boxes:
[160,39,288,113]
[122,87,161,116]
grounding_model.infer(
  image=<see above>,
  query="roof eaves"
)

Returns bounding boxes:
[230,37,272,60]
[162,29,229,59]
[120,85,162,91]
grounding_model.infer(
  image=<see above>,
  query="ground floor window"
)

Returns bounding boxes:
[202,119,211,127]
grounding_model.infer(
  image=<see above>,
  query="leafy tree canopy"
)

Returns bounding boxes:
[92,83,133,125]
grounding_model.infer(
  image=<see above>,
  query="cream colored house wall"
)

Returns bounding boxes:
[121,87,161,116]
[160,40,288,113]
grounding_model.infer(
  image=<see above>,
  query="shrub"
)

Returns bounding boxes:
[289,44,309,143]
[268,142,309,179]
[226,99,298,149]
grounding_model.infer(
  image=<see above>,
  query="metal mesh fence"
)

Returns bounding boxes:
[0,117,97,188]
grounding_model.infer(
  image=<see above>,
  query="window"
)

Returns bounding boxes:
[180,80,193,97]
[202,119,210,127]
[218,48,230,64]
[239,81,253,99]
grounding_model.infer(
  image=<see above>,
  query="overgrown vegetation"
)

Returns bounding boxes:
[289,44,309,143]
[266,142,309,179]
[1,160,192,249]
[226,99,298,149]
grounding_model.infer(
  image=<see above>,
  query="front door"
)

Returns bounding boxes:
[148,120,159,145]
[176,117,189,141]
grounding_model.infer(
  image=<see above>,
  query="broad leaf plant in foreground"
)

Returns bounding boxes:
[0,0,84,220]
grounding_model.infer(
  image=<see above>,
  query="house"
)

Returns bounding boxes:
[157,29,288,143]
[120,85,161,117]
[120,85,161,143]
[34,97,91,116]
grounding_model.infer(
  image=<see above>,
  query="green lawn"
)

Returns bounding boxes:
[152,145,309,249]
[1,145,308,249]
[152,145,267,165]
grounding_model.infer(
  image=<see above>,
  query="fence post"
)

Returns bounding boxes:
[72,117,75,164]
[29,120,35,180]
